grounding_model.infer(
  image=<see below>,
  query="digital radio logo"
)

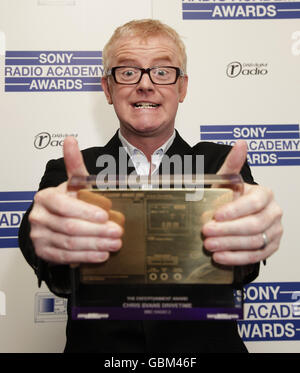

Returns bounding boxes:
[34,132,78,150]
[238,282,300,341]
[182,0,300,20]
[200,124,300,166]
[0,191,35,249]
[226,62,268,78]
[4,51,103,92]
[35,293,67,323]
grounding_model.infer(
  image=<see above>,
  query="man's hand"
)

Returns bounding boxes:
[29,136,123,265]
[202,140,283,266]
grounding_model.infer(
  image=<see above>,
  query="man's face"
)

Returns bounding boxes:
[102,35,188,140]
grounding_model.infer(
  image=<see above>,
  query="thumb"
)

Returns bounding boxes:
[63,136,89,178]
[217,140,248,175]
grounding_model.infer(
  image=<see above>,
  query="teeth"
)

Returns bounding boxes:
[134,103,159,108]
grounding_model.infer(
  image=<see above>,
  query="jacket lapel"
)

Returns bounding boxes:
[165,130,193,157]
[159,131,194,175]
[93,131,136,176]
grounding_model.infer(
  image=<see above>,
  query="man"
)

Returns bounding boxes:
[19,19,283,352]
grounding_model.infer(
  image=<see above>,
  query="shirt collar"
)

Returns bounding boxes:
[118,129,176,158]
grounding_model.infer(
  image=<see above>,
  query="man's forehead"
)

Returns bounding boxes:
[111,35,180,64]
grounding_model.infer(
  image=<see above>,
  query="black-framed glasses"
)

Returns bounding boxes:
[106,66,184,85]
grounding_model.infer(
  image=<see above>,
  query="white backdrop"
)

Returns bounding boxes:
[0,0,299,353]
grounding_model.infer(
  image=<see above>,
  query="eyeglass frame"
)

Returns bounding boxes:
[106,66,185,85]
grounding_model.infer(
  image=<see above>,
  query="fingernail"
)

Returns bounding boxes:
[107,227,122,237]
[203,222,217,235]
[207,239,219,250]
[215,212,225,221]
[213,252,226,264]
[105,221,121,236]
[214,209,228,221]
[109,239,122,251]
[94,210,108,221]
[95,252,109,262]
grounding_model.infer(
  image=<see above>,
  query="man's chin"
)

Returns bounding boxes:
[123,123,166,137]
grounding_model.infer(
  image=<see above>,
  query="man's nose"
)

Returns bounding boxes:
[136,71,155,91]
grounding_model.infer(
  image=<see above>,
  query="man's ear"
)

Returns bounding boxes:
[179,74,188,103]
[101,76,113,104]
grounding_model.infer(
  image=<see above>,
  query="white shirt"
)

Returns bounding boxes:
[118,130,176,176]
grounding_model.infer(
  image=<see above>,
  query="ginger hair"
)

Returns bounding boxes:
[102,19,187,74]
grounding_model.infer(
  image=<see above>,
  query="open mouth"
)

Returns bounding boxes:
[133,102,160,109]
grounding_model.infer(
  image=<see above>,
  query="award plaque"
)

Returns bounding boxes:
[68,174,244,321]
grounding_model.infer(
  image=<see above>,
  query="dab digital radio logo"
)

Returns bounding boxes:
[226,61,268,78]
[0,290,6,316]
[34,132,78,149]
[182,0,300,20]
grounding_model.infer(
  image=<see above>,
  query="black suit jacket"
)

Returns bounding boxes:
[19,131,258,353]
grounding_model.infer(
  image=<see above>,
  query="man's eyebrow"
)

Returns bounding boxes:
[115,59,137,66]
[115,56,174,67]
[152,56,173,64]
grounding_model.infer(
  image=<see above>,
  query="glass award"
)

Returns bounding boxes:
[68,174,244,321]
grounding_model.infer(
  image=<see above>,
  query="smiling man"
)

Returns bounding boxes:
[19,19,283,353]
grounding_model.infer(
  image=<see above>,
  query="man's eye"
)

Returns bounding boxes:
[157,69,167,76]
[123,70,135,77]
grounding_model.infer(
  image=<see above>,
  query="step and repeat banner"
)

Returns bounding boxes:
[0,0,299,353]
